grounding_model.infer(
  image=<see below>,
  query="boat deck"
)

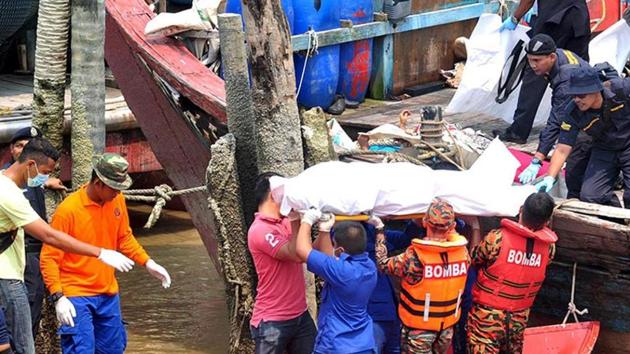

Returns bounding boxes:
[0,74,124,110]
[337,88,543,155]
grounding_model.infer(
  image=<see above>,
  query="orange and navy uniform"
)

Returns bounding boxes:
[40,186,150,296]
[467,219,556,354]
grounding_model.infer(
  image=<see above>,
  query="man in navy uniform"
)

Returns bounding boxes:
[512,34,594,199]
[494,0,590,144]
[536,67,630,208]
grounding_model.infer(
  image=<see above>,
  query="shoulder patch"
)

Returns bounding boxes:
[560,122,572,131]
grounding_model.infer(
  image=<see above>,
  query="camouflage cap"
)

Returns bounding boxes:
[424,198,455,230]
[92,153,132,190]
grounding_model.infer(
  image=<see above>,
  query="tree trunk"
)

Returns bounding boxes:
[32,0,70,352]
[71,0,106,187]
[241,0,304,177]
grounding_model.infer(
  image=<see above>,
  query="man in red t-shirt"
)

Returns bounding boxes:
[247,173,316,354]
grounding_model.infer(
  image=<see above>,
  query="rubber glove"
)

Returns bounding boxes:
[55,296,76,327]
[518,162,542,184]
[523,1,538,24]
[499,16,518,32]
[98,249,134,272]
[367,214,384,229]
[302,209,322,226]
[318,213,336,233]
[535,176,556,192]
[146,259,172,288]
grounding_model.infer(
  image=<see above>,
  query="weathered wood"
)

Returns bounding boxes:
[556,199,630,220]
[368,34,394,99]
[291,3,484,51]
[241,0,304,176]
[71,0,106,188]
[207,134,256,354]
[218,14,258,224]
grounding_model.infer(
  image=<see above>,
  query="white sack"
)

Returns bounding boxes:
[446,14,553,127]
[446,16,630,127]
[271,139,536,217]
[588,20,630,74]
[144,0,220,37]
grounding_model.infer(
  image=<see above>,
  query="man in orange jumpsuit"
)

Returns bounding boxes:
[40,153,171,354]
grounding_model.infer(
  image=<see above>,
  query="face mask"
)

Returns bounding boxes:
[27,163,49,188]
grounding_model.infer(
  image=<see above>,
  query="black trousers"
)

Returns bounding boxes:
[507,64,549,140]
[580,147,630,208]
[565,134,593,199]
[23,252,45,339]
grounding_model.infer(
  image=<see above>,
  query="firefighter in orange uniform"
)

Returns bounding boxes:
[468,191,557,353]
[374,198,470,354]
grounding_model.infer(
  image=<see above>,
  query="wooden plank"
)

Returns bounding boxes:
[392,19,477,94]
[368,34,394,99]
[291,3,484,51]
[556,199,630,220]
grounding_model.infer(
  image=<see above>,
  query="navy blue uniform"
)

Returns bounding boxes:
[507,0,591,141]
[2,161,46,340]
[559,78,630,207]
[530,50,593,198]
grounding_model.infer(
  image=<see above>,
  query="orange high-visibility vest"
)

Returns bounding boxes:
[473,219,557,311]
[398,233,469,331]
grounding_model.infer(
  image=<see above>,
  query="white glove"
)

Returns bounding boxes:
[98,249,134,272]
[302,209,322,226]
[146,259,172,288]
[318,213,335,233]
[55,296,76,327]
[367,214,384,229]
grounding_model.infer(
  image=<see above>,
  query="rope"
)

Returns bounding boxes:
[123,184,208,228]
[497,0,509,19]
[561,262,589,327]
[296,29,319,97]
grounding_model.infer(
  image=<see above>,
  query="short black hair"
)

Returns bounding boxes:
[254,172,283,207]
[521,192,555,230]
[333,221,367,256]
[17,137,60,164]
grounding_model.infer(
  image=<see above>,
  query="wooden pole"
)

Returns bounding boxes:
[71,0,106,188]
[241,0,304,177]
[218,13,258,223]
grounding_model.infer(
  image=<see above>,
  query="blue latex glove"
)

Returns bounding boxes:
[518,162,541,184]
[535,176,556,192]
[499,16,518,32]
[523,3,537,25]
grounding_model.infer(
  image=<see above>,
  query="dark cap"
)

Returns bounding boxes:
[92,153,133,190]
[525,34,557,55]
[423,198,455,230]
[10,126,42,144]
[566,67,604,96]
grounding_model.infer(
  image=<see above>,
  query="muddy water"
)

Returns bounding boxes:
[117,204,229,354]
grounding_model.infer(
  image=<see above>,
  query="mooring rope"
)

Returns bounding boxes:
[123,184,208,228]
[296,28,319,97]
[561,262,589,326]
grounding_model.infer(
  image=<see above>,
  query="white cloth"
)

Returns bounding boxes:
[588,20,630,75]
[270,139,536,217]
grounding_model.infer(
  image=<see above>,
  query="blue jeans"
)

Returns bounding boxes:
[0,280,34,354]
[59,294,126,354]
[250,311,316,354]
[373,320,401,354]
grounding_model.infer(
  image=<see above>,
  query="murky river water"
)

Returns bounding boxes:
[117,204,229,354]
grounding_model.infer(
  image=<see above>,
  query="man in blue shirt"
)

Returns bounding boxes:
[296,210,377,354]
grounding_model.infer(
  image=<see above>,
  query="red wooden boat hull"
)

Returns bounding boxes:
[105,0,227,269]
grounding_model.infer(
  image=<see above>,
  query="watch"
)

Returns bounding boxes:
[511,15,519,24]
[531,157,542,165]
[50,291,64,303]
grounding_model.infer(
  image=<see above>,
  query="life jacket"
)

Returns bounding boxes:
[473,219,557,312]
[398,233,469,331]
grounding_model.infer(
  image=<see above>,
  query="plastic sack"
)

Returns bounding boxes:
[270,139,536,217]
[588,20,630,75]
[446,14,552,127]
[144,0,220,37]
